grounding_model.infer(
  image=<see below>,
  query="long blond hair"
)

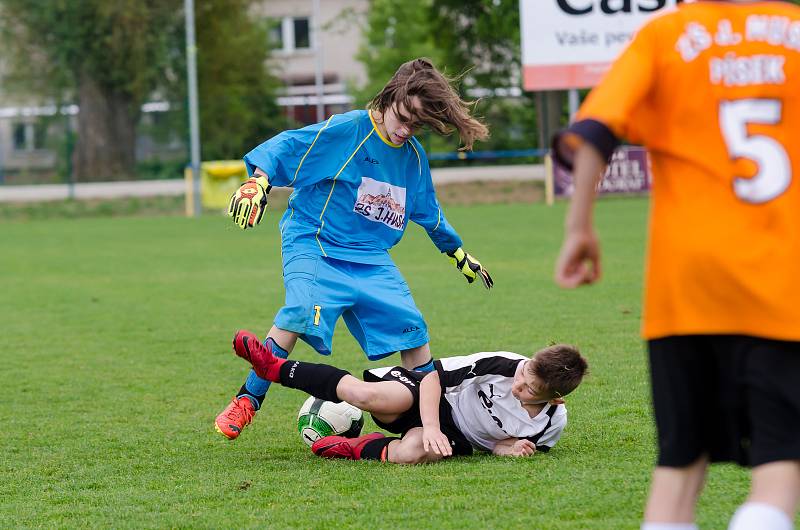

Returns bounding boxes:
[368,58,489,151]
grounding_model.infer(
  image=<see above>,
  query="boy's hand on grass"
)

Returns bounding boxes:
[511,439,536,457]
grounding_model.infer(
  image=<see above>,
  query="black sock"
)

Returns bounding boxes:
[278,360,350,403]
[360,437,398,461]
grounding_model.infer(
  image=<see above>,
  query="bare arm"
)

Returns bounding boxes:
[253,166,270,182]
[419,371,452,457]
[554,142,607,288]
[492,438,536,457]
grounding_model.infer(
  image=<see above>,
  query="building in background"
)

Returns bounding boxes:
[256,0,367,125]
[0,67,62,181]
[0,0,367,182]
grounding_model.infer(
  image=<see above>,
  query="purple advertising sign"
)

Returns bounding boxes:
[549,146,651,200]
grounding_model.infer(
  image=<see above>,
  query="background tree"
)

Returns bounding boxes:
[356,0,540,157]
[167,0,287,162]
[430,0,520,91]
[430,0,546,155]
[0,1,178,180]
[0,0,285,181]
[353,0,443,104]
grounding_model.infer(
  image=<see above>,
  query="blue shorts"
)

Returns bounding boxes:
[274,253,429,360]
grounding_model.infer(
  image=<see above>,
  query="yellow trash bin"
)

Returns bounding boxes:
[184,160,248,214]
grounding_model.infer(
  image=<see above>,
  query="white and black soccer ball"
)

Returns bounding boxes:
[297,397,364,447]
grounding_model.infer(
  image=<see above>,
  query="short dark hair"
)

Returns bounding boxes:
[527,344,588,398]
[368,58,489,151]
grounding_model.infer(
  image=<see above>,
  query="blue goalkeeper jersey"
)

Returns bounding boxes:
[243,110,462,265]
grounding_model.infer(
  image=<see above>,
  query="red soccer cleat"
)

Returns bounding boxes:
[311,432,386,460]
[232,330,284,381]
[214,396,256,440]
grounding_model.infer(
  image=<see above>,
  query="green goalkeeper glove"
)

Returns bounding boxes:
[447,247,493,289]
[228,176,272,229]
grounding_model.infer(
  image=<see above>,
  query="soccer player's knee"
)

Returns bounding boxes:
[338,383,378,410]
[391,446,428,465]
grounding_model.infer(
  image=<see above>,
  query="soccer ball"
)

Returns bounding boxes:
[297,397,364,447]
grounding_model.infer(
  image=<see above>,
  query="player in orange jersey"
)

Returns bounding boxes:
[553,2,800,529]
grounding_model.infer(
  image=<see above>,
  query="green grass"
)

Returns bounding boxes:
[0,198,755,528]
[0,195,187,222]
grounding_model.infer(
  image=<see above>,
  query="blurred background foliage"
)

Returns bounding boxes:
[4,0,789,182]
[356,0,538,157]
[0,0,287,181]
[171,0,288,162]
[0,0,177,180]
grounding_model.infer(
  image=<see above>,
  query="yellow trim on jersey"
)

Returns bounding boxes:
[407,139,437,230]
[432,208,442,232]
[315,129,376,255]
[369,110,402,149]
[407,140,422,176]
[291,115,336,186]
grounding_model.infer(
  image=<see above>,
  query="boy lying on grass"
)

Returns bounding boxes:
[230,330,588,463]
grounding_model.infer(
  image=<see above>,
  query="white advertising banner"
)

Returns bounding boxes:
[521,0,689,90]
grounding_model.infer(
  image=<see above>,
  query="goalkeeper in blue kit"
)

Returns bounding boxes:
[216,58,494,439]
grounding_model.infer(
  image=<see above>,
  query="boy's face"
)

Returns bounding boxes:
[511,361,554,405]
[381,96,423,145]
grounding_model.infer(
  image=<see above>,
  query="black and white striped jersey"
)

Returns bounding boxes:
[435,351,567,452]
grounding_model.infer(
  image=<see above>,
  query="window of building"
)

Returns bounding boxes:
[272,16,312,53]
[12,123,26,151]
[293,18,310,49]
[11,121,48,151]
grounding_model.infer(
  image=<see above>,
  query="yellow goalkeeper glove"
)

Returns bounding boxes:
[228,176,271,229]
[447,247,493,289]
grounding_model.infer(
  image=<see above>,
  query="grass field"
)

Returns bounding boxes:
[1,197,755,528]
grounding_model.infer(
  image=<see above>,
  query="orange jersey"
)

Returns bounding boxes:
[573,1,800,340]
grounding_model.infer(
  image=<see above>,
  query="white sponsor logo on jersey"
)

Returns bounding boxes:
[353,177,406,230]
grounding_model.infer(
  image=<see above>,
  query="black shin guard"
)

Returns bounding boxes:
[236,384,266,409]
[360,437,398,461]
[278,360,350,403]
